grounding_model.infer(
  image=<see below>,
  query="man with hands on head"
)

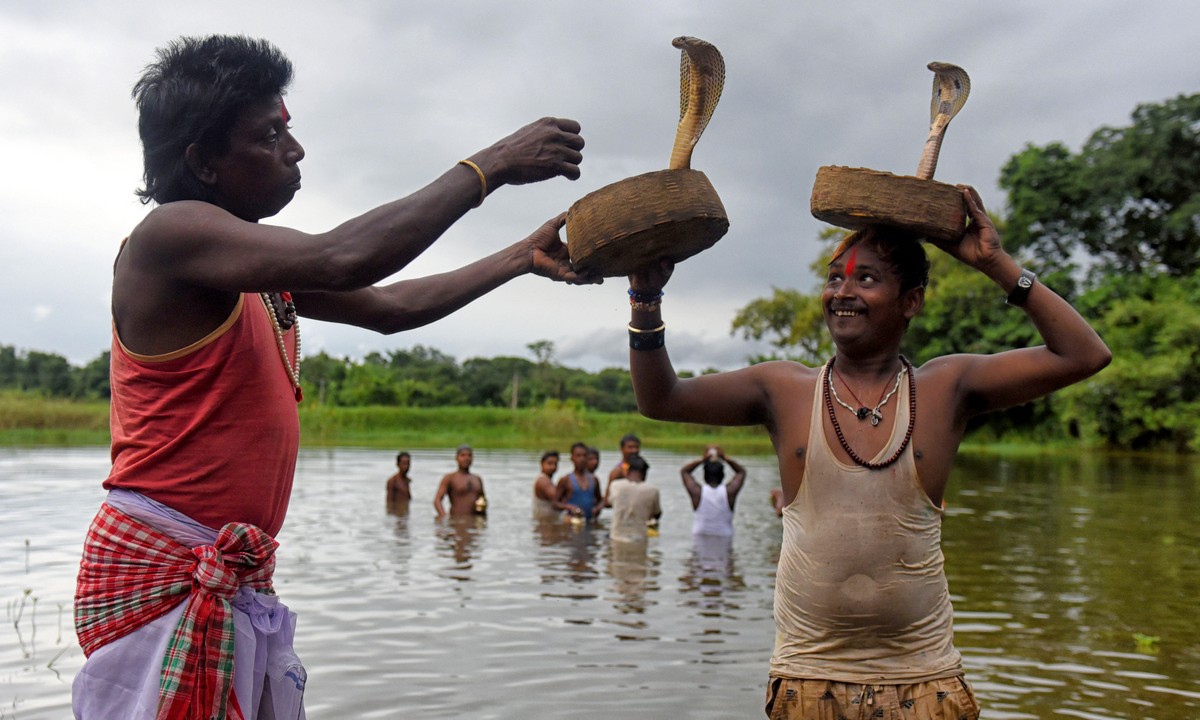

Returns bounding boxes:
[74,34,593,720]
[625,185,1110,720]
[680,445,746,538]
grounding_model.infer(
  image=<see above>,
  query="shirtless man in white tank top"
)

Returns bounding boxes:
[625,187,1111,719]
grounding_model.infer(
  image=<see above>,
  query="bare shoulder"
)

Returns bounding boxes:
[755,359,820,391]
[129,201,223,248]
[913,353,981,389]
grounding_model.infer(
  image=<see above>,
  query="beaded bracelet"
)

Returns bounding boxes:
[628,323,666,351]
[628,288,664,312]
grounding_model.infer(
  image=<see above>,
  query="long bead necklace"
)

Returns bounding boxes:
[830,362,905,426]
[823,356,915,470]
[260,292,303,402]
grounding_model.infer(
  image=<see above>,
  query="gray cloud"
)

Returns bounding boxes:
[2,0,1197,371]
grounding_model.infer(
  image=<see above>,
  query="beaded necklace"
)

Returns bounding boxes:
[260,292,303,401]
[823,356,915,470]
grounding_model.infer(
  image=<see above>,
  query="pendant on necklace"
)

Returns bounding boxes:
[855,407,870,421]
[870,411,882,427]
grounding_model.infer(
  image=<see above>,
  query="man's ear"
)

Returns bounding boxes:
[184,143,217,186]
[903,286,925,320]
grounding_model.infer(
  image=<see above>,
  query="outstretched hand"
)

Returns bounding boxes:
[932,185,1008,272]
[475,117,585,187]
[526,213,601,285]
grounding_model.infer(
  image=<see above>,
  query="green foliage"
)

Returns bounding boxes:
[0,345,109,400]
[730,287,830,364]
[1056,270,1200,451]
[1000,93,1200,276]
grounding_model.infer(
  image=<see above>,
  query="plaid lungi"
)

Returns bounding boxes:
[75,502,277,719]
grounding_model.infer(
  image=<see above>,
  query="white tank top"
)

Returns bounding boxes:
[769,362,962,683]
[691,484,734,537]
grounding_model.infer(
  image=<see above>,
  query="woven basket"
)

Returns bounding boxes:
[566,169,729,277]
[810,165,965,243]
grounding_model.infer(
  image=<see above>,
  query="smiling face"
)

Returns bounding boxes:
[200,95,305,221]
[821,241,923,352]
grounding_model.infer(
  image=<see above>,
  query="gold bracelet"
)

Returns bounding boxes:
[627,323,666,334]
[458,160,487,208]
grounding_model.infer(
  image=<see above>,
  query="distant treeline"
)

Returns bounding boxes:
[0,342,658,413]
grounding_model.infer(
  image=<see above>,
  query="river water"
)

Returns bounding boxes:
[1,447,1197,719]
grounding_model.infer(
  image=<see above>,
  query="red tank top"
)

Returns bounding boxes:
[106,294,300,536]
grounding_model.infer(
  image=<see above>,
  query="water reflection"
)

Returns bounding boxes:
[435,514,486,571]
[3,447,1200,719]
[677,534,749,628]
[605,539,661,616]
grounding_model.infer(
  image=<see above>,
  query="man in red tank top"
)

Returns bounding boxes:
[74,34,595,719]
[624,187,1112,719]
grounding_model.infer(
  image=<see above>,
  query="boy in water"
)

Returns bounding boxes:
[434,445,487,518]
[557,441,603,521]
[387,451,413,512]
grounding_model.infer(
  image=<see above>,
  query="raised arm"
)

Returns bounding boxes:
[679,455,704,509]
[627,262,773,426]
[124,117,585,295]
[930,186,1112,415]
[721,450,747,505]
[293,213,593,331]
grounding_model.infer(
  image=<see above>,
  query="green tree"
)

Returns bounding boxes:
[730,287,829,364]
[1000,93,1200,277]
[1056,269,1200,451]
[298,351,351,405]
[74,351,111,399]
[22,350,73,396]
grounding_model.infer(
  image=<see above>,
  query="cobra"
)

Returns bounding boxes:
[668,36,726,171]
[916,62,970,180]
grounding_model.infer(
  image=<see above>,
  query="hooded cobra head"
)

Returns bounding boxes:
[668,36,725,170]
[916,62,970,180]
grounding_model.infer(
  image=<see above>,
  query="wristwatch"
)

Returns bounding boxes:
[1006,268,1037,306]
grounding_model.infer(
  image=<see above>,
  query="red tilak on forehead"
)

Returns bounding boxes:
[279,98,288,122]
[844,247,858,275]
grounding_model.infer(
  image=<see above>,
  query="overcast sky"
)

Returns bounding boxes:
[2,1,1196,373]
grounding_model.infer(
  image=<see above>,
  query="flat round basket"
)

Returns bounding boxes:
[810,165,966,243]
[566,169,729,277]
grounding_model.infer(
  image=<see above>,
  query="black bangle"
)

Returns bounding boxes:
[1006,268,1037,306]
[628,324,666,351]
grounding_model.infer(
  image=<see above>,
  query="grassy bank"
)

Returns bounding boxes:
[2,394,1158,458]
[0,394,773,453]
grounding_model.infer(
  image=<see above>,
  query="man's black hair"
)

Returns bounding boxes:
[831,226,931,294]
[397,451,410,463]
[619,433,641,447]
[541,450,560,462]
[133,34,294,205]
[626,455,649,476]
[702,460,725,485]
